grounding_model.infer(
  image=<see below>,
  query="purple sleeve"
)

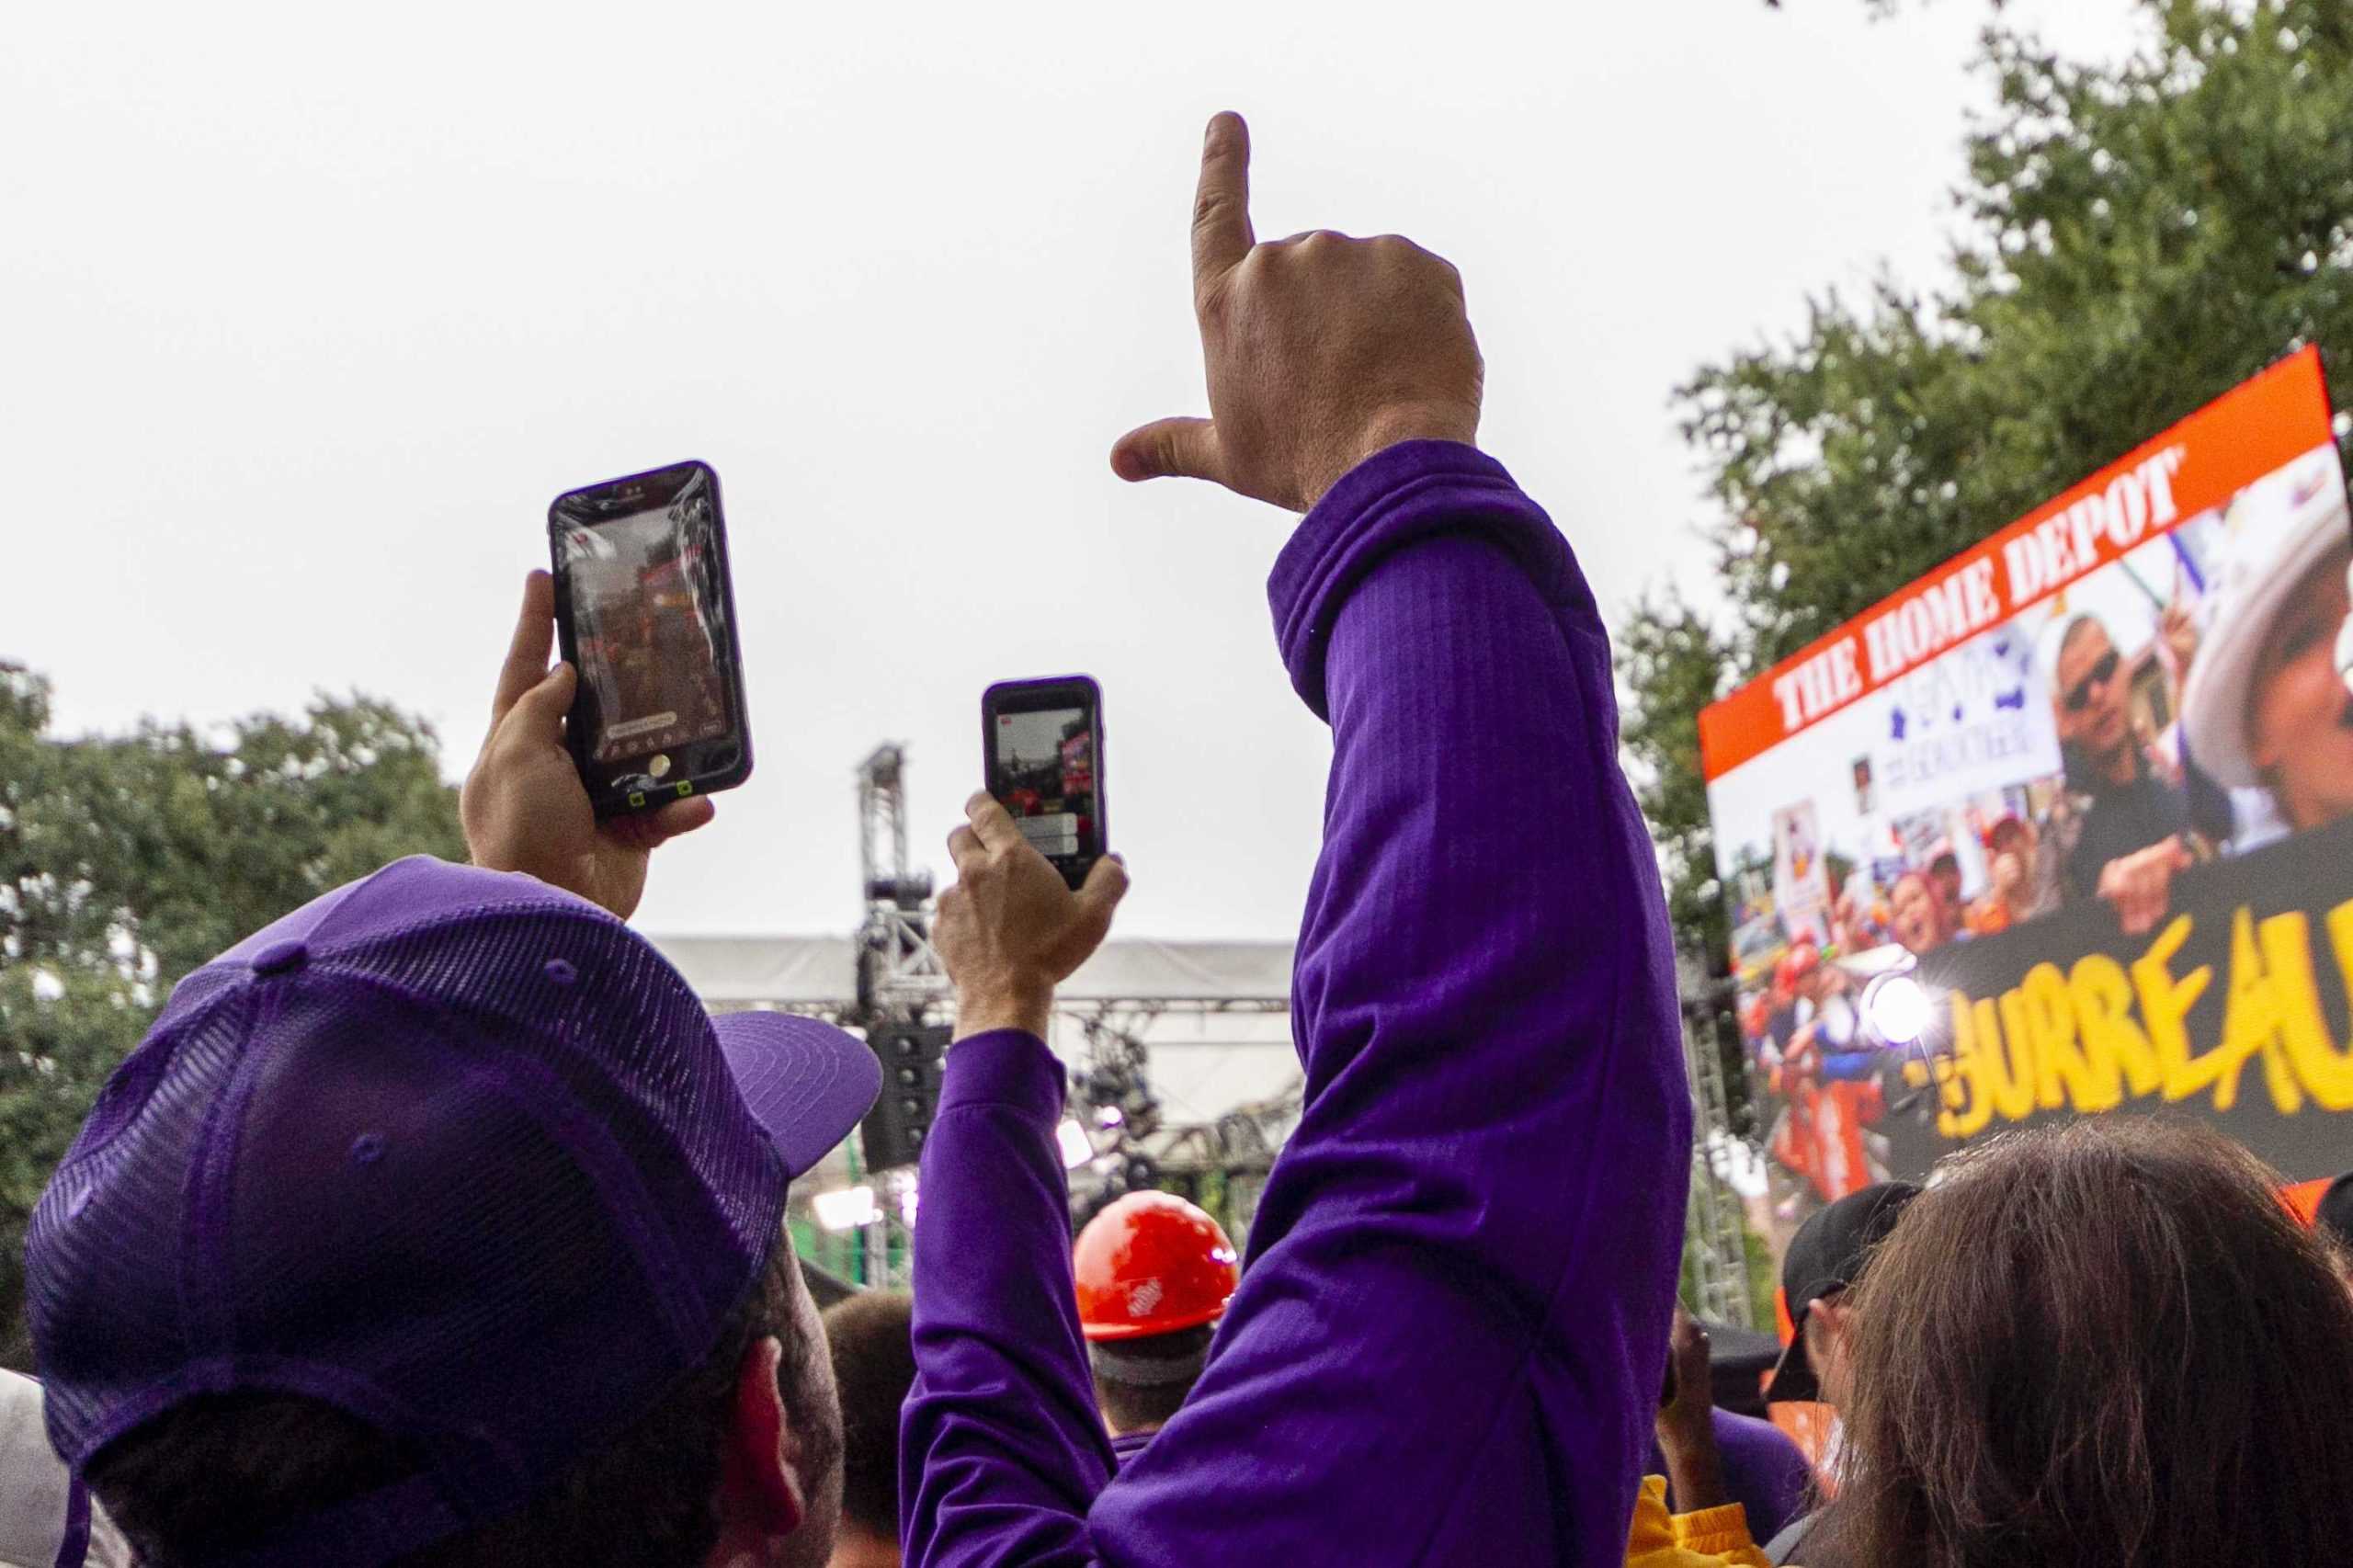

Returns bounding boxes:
[1709,1409,1815,1544]
[903,1030,1112,1568]
[903,441,1691,1567]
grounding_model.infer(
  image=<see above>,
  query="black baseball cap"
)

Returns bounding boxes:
[1764,1181,1920,1404]
[2315,1172,2353,1250]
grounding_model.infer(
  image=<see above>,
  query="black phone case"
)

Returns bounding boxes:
[548,460,755,820]
[982,676,1106,891]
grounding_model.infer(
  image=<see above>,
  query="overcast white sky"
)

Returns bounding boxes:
[3,0,2153,941]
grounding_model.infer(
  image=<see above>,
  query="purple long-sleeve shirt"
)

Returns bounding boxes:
[904,441,1692,1566]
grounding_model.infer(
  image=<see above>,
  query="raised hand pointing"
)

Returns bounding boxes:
[1110,111,1484,514]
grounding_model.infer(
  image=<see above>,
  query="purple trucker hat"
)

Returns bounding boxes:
[25,857,880,1568]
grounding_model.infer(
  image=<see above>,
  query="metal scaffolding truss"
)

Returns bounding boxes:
[854,742,949,1023]
[684,742,1307,1284]
[1677,957,1756,1327]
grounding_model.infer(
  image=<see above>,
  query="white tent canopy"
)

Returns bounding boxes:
[647,934,1294,1008]
[646,934,1302,1127]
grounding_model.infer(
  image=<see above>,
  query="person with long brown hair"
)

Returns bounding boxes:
[1801,1117,2353,1567]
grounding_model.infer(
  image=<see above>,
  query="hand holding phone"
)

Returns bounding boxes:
[460,571,715,921]
[982,676,1107,891]
[938,788,1129,1041]
[548,460,754,819]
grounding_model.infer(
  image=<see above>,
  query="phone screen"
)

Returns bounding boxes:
[550,461,751,816]
[559,501,728,765]
[984,678,1104,887]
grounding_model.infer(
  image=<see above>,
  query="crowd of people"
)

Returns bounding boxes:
[1730,446,2353,1003]
[1826,459,2353,963]
[6,110,2353,1568]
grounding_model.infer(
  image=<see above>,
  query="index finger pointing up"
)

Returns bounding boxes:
[1191,111,1255,301]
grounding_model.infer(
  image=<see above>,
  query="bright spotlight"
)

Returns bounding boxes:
[1864,973,1931,1046]
[813,1185,880,1233]
[1057,1119,1095,1170]
[1096,1105,1125,1130]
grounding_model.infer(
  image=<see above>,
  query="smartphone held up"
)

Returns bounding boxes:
[549,460,753,819]
[983,676,1107,891]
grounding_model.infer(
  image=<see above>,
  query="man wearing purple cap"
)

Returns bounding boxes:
[901,114,1691,1566]
[24,574,881,1568]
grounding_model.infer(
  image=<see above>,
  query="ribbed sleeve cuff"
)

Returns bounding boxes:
[1267,439,1585,720]
[1672,1502,1758,1558]
[938,1028,1065,1121]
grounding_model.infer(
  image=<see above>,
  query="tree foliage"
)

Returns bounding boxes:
[0,667,464,1366]
[1622,0,2353,975]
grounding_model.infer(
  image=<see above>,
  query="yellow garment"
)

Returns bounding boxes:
[1624,1475,1773,1568]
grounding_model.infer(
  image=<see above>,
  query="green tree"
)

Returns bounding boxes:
[1623,0,2353,975]
[0,665,465,1367]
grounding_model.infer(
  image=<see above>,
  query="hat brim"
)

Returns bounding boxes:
[711,1012,881,1178]
[2180,479,2351,787]
[1763,1315,1820,1404]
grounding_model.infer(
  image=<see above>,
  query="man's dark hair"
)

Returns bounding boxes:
[1812,1118,2353,1568]
[1088,1324,1212,1436]
[85,1239,824,1568]
[2057,613,2106,663]
[822,1289,915,1540]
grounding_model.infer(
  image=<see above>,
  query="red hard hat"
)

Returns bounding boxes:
[1074,1190,1239,1341]
[1774,939,1822,994]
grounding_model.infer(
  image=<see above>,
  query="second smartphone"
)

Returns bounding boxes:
[983,676,1107,890]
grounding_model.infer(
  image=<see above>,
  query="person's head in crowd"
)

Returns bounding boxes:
[822,1290,915,1568]
[2052,614,2134,783]
[1074,1191,1239,1443]
[28,576,882,1568]
[1887,871,1949,956]
[1985,815,2029,859]
[1773,938,1824,1011]
[2180,467,2353,834]
[1977,816,2033,915]
[1813,1119,2353,1568]
[1984,814,2035,880]
[1763,1182,1918,1412]
[1926,847,1962,913]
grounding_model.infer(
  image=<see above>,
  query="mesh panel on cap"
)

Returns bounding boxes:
[31,990,256,1448]
[347,903,786,1301]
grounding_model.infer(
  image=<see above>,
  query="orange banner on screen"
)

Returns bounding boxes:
[1697,347,2333,782]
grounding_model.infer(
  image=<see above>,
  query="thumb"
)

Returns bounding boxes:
[1110,417,1223,485]
[1073,854,1131,932]
[1063,853,1131,952]
[644,794,718,844]
[603,795,717,850]
[506,660,578,740]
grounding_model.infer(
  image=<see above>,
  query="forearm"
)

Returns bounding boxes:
[902,1030,1112,1568]
[1259,441,1688,1301]
[1659,1422,1733,1513]
[1104,441,1689,1562]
